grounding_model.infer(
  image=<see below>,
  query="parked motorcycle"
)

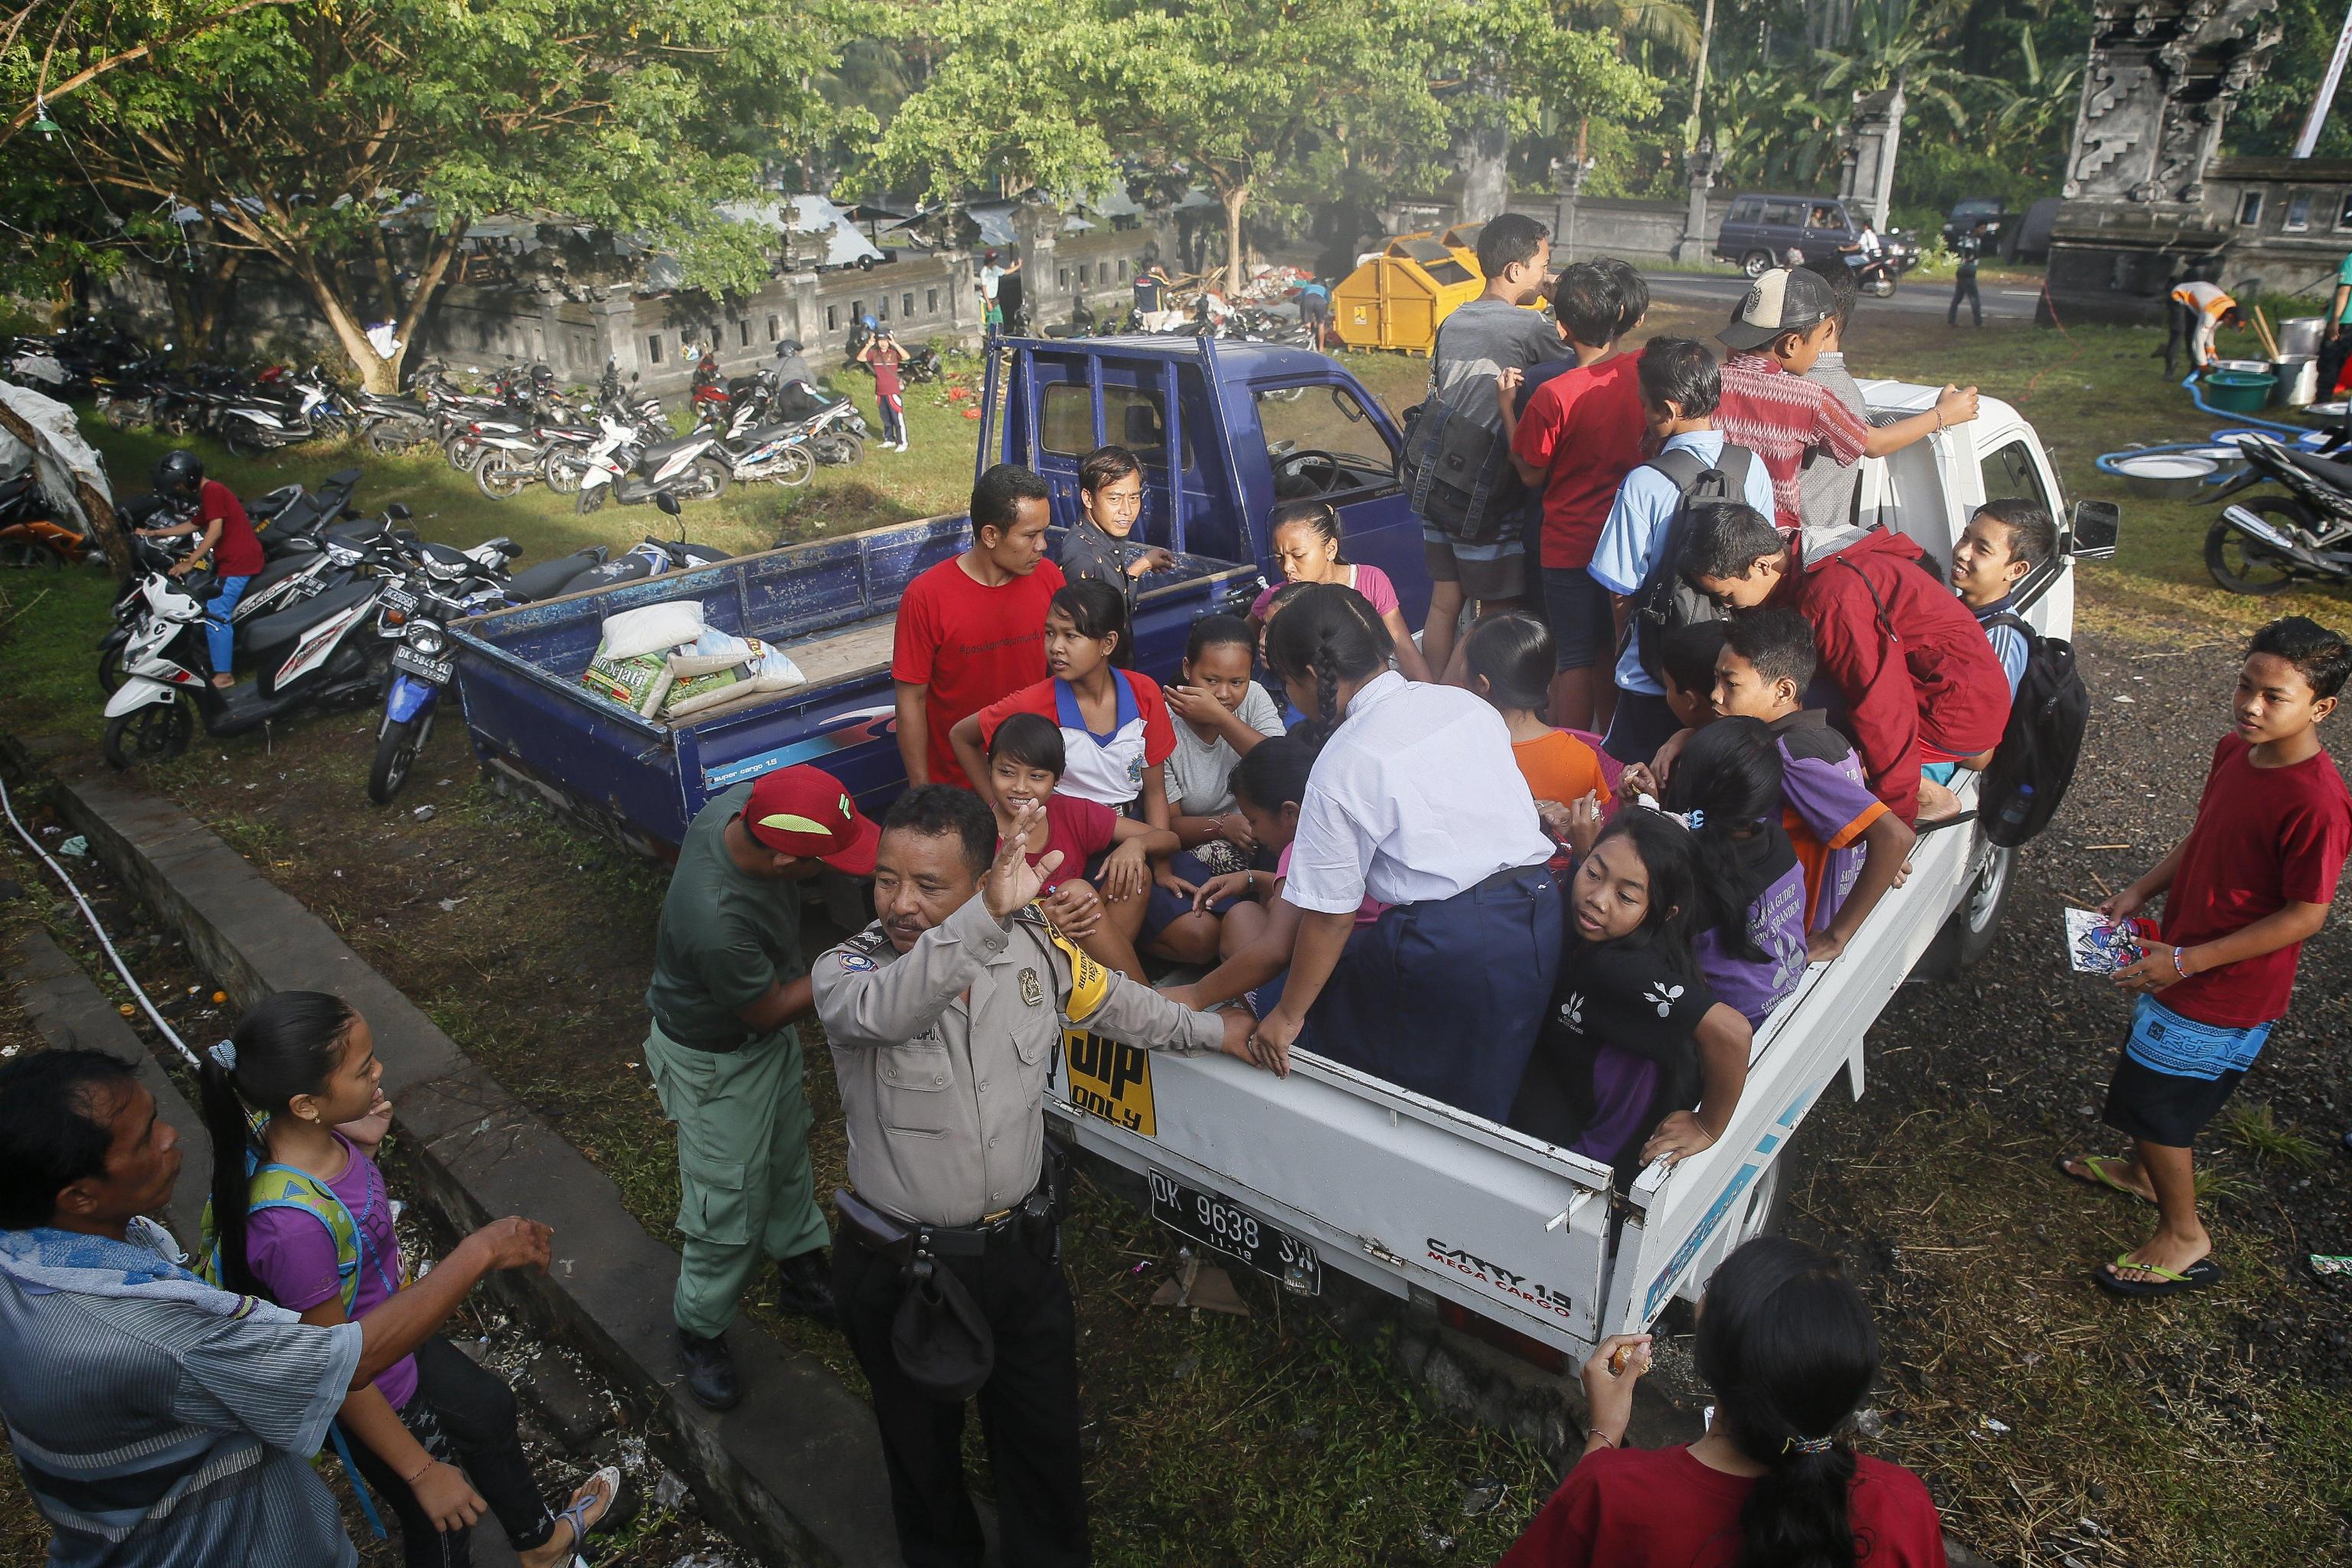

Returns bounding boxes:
[100,531,397,770]
[574,415,730,514]
[366,527,525,802]
[0,474,90,567]
[560,495,733,588]
[2202,434,2352,594]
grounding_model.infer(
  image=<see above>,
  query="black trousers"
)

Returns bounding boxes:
[1602,688,1684,769]
[1949,271,1980,326]
[2164,298,2198,379]
[2320,332,2350,405]
[341,1337,556,1568]
[835,1223,1088,1568]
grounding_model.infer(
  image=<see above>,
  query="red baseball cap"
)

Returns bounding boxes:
[739,765,879,875]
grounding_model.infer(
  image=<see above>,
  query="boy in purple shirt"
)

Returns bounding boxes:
[1712,609,1917,962]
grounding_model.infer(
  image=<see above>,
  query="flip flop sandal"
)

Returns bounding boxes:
[2093,1252,2221,1298]
[548,1465,629,1566]
[2054,1152,2157,1207]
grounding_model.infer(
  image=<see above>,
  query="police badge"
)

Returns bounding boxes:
[1019,968,1044,1007]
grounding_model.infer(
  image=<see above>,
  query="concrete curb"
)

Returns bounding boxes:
[33,760,903,1568]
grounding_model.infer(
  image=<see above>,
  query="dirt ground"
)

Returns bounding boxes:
[5,299,2352,1563]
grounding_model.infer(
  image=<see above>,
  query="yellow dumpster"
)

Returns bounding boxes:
[1332,237,1483,355]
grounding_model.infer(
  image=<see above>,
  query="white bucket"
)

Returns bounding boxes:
[2274,356,2320,407]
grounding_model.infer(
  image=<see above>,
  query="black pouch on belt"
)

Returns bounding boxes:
[839,1188,997,1401]
[890,1255,994,1402]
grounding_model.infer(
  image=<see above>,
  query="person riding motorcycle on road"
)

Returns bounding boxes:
[132,451,263,689]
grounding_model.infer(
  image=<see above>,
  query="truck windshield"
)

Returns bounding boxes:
[1256,385,1396,504]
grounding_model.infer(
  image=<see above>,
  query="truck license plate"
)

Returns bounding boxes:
[392,647,452,684]
[1148,1170,1320,1295]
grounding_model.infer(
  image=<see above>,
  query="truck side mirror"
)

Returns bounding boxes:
[2069,498,2120,560]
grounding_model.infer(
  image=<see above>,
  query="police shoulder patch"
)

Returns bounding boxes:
[835,951,879,973]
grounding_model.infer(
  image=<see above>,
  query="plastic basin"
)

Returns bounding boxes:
[2203,370,2276,413]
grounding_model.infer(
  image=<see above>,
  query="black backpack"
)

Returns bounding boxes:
[1977,612,2088,847]
[1623,443,1759,686]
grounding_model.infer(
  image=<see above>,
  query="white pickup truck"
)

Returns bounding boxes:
[1044,384,2119,1362]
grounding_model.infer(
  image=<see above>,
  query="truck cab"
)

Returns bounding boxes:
[990,334,1429,625]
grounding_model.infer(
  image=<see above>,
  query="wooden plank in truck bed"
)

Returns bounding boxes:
[779,615,899,689]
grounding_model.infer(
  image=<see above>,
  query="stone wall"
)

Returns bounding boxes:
[93,208,1180,394]
[1501,194,1738,266]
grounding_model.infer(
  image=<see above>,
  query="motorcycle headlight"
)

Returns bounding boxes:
[405,624,446,657]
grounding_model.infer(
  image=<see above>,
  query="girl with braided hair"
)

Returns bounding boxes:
[1246,583,1561,1121]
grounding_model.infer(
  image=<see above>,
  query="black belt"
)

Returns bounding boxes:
[835,1183,1050,1267]
[652,1010,749,1054]
[1472,862,1550,895]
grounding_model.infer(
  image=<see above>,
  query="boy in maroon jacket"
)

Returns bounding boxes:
[1677,501,2011,825]
[2063,617,2352,1296]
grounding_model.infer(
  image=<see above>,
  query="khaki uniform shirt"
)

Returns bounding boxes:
[813,893,1221,1227]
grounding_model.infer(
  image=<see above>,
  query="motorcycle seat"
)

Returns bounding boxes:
[325,468,363,488]
[2277,446,2352,492]
[364,397,430,416]
[246,554,315,595]
[740,422,807,446]
[639,433,707,466]
[243,579,378,655]
[247,485,301,521]
[505,549,603,603]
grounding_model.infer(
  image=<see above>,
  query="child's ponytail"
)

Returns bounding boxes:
[200,991,358,1296]
[1694,1236,1880,1568]
[1661,717,1785,960]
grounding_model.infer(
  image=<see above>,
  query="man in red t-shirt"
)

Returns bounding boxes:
[1497,263,1648,733]
[2064,617,2352,1299]
[892,464,1067,788]
[136,450,263,688]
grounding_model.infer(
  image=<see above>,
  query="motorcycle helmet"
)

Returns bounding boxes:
[860,314,877,330]
[777,338,802,355]
[154,449,204,498]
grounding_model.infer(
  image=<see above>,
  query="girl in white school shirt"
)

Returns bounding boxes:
[1246,584,1563,1121]
[952,577,1178,951]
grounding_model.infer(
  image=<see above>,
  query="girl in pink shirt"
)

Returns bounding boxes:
[1249,500,1434,682]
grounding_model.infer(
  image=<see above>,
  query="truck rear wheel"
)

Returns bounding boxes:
[1918,835,2013,980]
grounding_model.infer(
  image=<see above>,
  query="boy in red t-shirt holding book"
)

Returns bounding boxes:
[2063,616,2352,1297]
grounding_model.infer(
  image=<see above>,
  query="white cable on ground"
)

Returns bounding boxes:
[0,771,201,1070]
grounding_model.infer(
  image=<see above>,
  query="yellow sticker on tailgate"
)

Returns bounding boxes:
[1063,1027,1156,1137]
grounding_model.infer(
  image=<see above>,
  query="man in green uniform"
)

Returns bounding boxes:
[2323,247,2352,407]
[645,763,879,1410]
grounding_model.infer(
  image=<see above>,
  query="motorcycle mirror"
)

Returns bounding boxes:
[655,492,684,518]
[385,502,413,521]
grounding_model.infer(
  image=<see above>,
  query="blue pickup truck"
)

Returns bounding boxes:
[448,334,1430,851]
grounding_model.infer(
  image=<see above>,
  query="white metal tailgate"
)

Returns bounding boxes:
[1049,1036,1620,1348]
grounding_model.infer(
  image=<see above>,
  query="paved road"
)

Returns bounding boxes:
[1639,269,2041,324]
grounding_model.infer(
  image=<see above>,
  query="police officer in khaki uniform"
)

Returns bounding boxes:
[812,786,1278,1568]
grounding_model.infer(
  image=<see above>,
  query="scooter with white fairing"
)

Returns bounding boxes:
[101,536,394,770]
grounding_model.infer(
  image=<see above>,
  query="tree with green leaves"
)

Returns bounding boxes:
[865,0,1652,292]
[31,0,865,389]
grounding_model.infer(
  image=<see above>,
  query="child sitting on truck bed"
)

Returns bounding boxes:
[1949,499,2058,701]
[982,711,1173,982]
[2062,616,2352,1298]
[954,579,1178,941]
[1144,614,1286,964]
[1507,808,1753,1181]
[1059,444,1176,610]
[1160,737,1385,1016]
[1622,717,1808,1027]
[1462,612,1613,842]
[1678,500,2012,826]
[1250,500,1433,683]
[1711,609,1916,963]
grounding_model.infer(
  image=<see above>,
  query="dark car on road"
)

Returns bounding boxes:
[1715,194,1883,276]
